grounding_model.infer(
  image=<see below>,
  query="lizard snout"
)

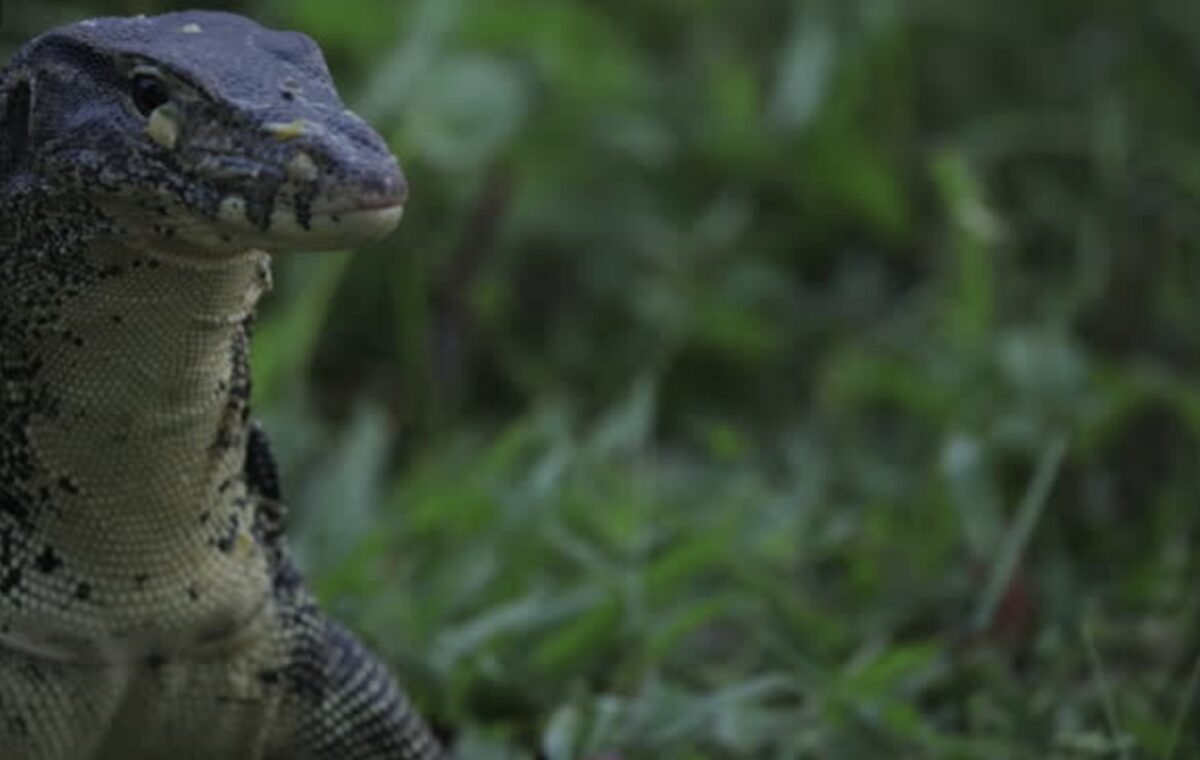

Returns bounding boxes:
[265,109,407,213]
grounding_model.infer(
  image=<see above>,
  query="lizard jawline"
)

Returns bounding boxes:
[215,203,406,252]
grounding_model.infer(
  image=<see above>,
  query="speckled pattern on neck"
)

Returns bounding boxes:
[0,11,441,760]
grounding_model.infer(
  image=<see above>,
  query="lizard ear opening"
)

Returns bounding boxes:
[0,78,32,181]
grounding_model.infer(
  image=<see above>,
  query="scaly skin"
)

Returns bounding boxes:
[0,11,443,759]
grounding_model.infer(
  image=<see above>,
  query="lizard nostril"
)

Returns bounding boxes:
[365,166,407,207]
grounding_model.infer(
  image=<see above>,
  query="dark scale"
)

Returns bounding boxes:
[33,546,60,575]
[245,422,282,503]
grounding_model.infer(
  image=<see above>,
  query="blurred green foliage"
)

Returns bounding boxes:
[7,0,1200,756]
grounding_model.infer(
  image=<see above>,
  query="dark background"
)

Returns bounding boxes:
[6,1,1200,757]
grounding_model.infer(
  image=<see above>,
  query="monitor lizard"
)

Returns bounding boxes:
[0,10,445,760]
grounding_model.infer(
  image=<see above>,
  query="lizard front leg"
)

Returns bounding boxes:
[269,609,445,760]
[0,650,126,760]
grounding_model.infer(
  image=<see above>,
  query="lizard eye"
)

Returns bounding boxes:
[131,74,170,117]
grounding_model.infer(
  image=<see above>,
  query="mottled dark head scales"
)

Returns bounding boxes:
[16,11,340,108]
[1,9,405,257]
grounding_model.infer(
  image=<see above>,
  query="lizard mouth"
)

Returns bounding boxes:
[272,202,406,247]
[199,147,408,252]
[209,193,406,252]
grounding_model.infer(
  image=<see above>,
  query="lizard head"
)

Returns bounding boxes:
[0,10,406,257]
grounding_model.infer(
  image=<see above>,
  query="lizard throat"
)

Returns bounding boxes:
[0,240,274,659]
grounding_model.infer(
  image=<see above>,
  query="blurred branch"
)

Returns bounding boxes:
[430,163,515,410]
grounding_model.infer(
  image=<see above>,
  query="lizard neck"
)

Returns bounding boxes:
[0,229,276,661]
